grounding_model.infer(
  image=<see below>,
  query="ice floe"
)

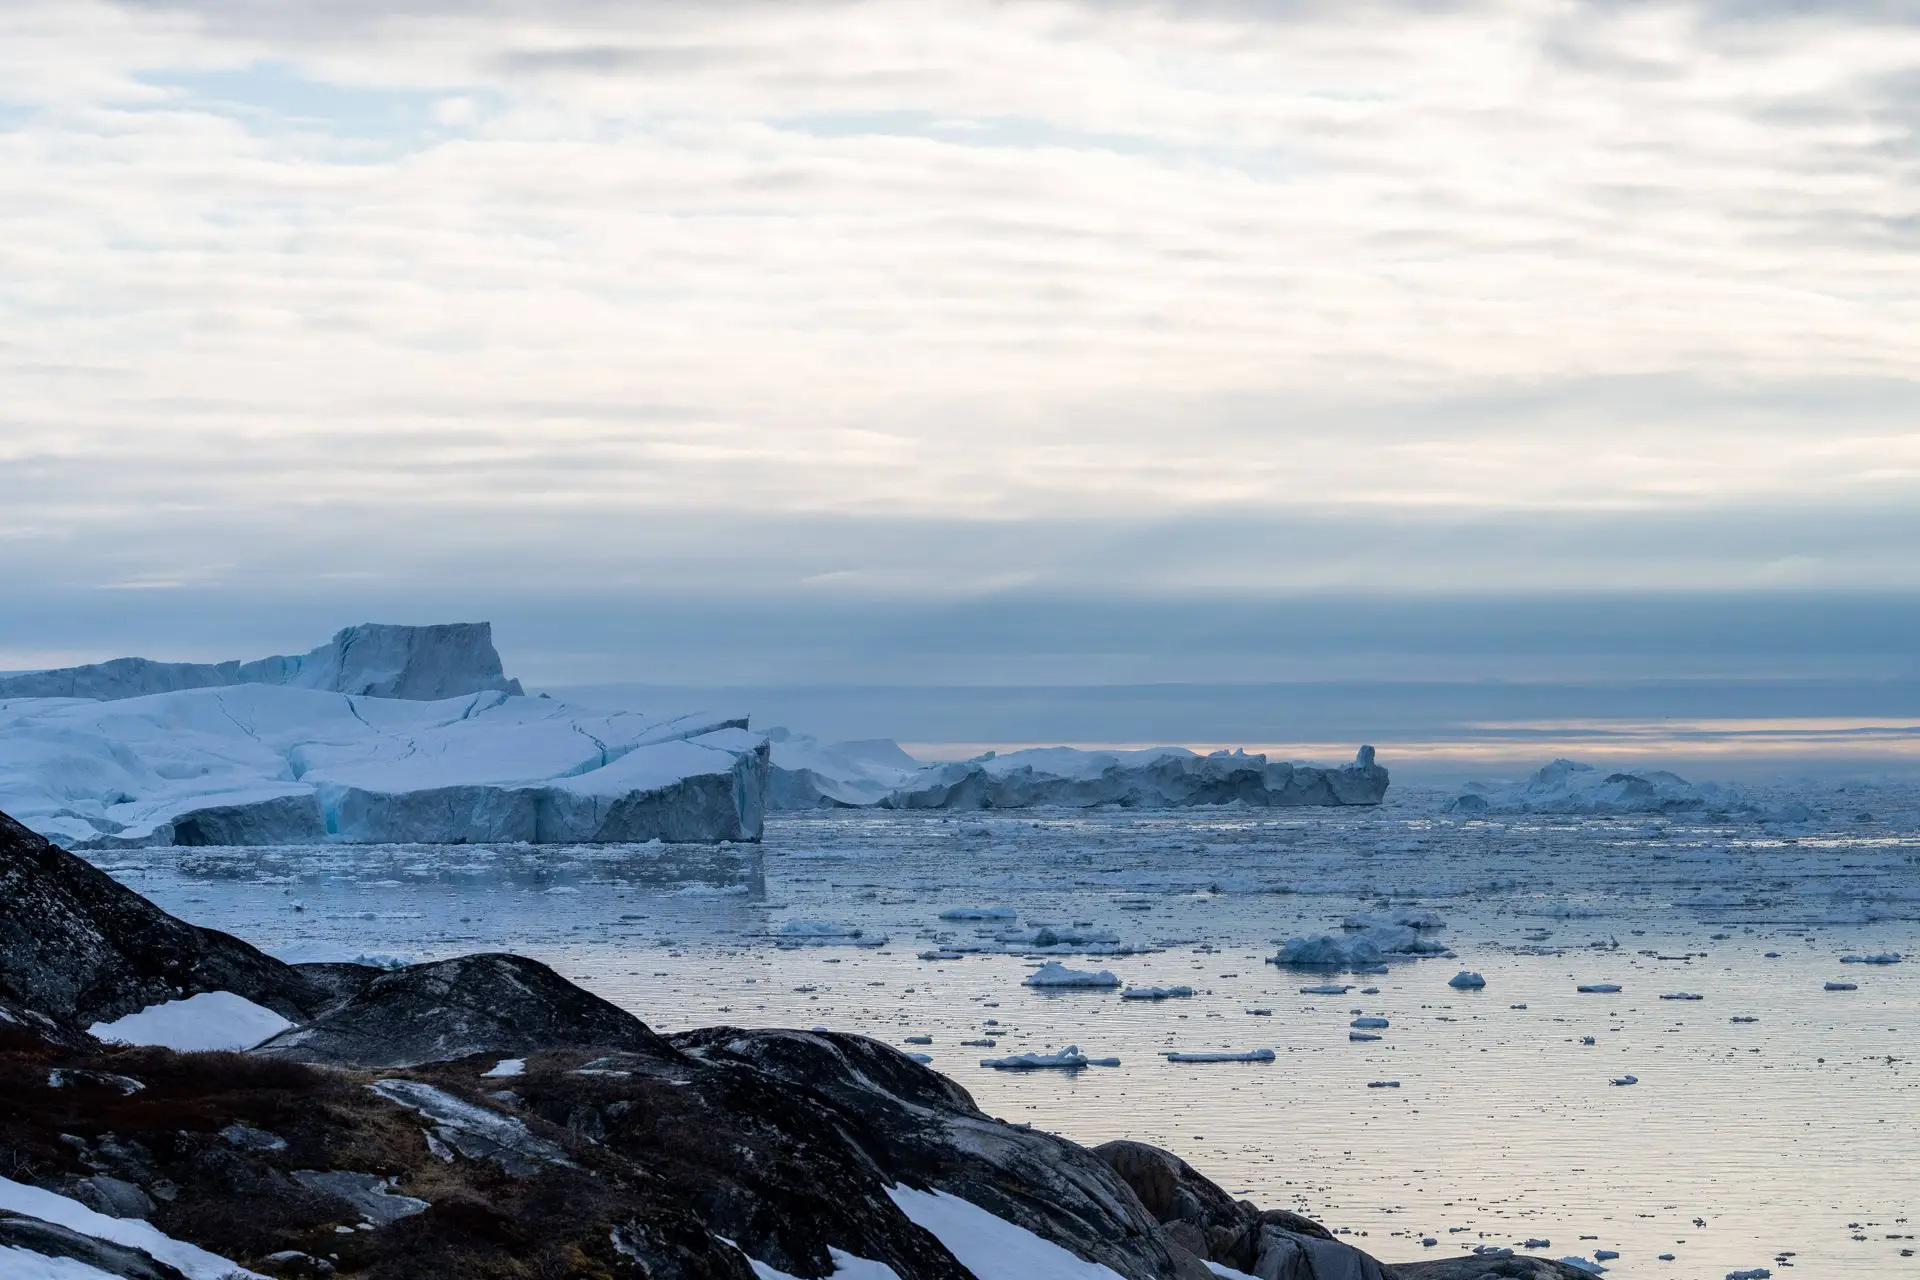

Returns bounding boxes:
[1164,1049,1275,1063]
[1120,985,1195,1001]
[1448,971,1487,989]
[978,1045,1120,1070]
[1023,962,1122,988]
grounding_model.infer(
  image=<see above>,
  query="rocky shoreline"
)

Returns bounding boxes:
[1,809,1579,1280]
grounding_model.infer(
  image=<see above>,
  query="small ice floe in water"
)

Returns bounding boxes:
[1558,1258,1608,1274]
[1121,985,1195,1001]
[1660,992,1704,1001]
[481,1058,526,1079]
[1023,961,1122,988]
[1164,1049,1275,1063]
[1580,1036,1597,1045]
[1610,1074,1639,1086]
[979,1045,1119,1070]
[1349,1031,1382,1042]
[1343,907,1446,931]
[1421,1236,1437,1247]
[776,920,885,947]
[1510,1003,1529,1009]
[939,906,1017,920]
[1448,971,1486,989]
[1594,1251,1618,1261]
[1825,982,1858,991]
[1840,952,1901,964]
[1366,1080,1400,1088]
[1350,1016,1389,1029]
[919,950,967,961]
[1473,1245,1514,1258]
[1725,1270,1772,1279]
[960,1038,996,1048]
[904,1035,933,1045]
[1731,1016,1760,1023]
[1299,983,1354,995]
[1577,983,1623,994]
[905,1052,933,1063]
[1246,1008,1273,1016]
[1271,935,1384,969]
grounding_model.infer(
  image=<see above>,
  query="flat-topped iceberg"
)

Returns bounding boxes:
[0,684,767,847]
[0,621,523,702]
[768,742,1388,811]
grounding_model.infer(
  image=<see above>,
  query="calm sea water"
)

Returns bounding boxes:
[96,787,1920,1278]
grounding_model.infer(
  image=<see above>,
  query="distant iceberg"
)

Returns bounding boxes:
[769,742,1389,811]
[0,622,523,702]
[1447,758,1812,821]
[0,684,767,847]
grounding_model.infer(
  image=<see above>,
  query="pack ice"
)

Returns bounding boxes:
[773,741,1388,810]
[0,621,523,702]
[0,686,768,848]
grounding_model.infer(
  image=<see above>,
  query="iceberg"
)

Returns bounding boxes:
[0,684,767,846]
[0,621,523,702]
[872,745,1388,811]
[1022,962,1122,988]
[1447,758,1809,820]
[764,728,929,808]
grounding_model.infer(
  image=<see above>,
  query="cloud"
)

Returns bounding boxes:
[0,0,1915,613]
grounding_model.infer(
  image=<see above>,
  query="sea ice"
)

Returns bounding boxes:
[1299,983,1354,995]
[1839,953,1901,964]
[87,991,294,1052]
[978,1045,1120,1070]
[1350,1017,1389,1029]
[1023,962,1122,989]
[1577,984,1623,994]
[1164,1049,1275,1063]
[1448,971,1486,989]
[1121,986,1195,1001]
[938,906,1019,920]
[1824,981,1857,991]
[1660,992,1704,1001]
[1271,935,1384,969]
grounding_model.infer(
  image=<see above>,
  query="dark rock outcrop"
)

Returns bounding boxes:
[0,811,331,1038]
[253,953,671,1068]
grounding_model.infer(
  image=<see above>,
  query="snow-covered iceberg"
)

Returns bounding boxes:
[0,685,767,847]
[857,744,1387,811]
[0,621,523,702]
[764,728,927,807]
[1447,758,1809,820]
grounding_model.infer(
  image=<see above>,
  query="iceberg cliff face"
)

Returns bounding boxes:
[0,622,523,702]
[0,685,766,847]
[769,742,1387,811]
[765,727,928,808]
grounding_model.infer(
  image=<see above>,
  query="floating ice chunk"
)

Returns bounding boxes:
[1524,1238,1551,1248]
[1473,1245,1514,1258]
[1659,992,1704,1001]
[919,950,967,962]
[1349,1032,1382,1042]
[1299,983,1354,995]
[1824,981,1857,991]
[1731,1016,1759,1023]
[1023,962,1122,988]
[939,907,1018,920]
[1610,1075,1639,1086]
[1271,935,1382,969]
[1576,984,1622,994]
[1448,971,1486,989]
[1840,953,1901,965]
[1164,1049,1274,1063]
[1343,907,1446,931]
[1725,1270,1771,1280]
[904,1035,933,1045]
[88,991,294,1052]
[1594,1251,1618,1261]
[481,1058,526,1079]
[1366,1080,1400,1088]
[1245,1008,1273,1016]
[776,920,864,937]
[978,1045,1119,1070]
[1121,986,1195,1001]
[1558,1258,1608,1274]
[1350,1016,1389,1029]
[1580,1036,1596,1045]
[905,1052,933,1064]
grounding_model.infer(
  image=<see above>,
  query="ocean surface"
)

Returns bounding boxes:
[92,785,1920,1279]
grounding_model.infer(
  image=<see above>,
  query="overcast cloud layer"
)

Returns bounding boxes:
[3,0,1919,625]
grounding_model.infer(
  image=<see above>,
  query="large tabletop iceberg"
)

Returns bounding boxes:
[0,685,767,847]
[0,621,522,702]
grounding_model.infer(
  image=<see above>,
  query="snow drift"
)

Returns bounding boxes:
[0,685,767,847]
[0,621,523,702]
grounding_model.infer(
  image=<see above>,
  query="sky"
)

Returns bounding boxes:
[2,1,1918,709]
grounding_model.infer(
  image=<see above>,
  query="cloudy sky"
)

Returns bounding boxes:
[3,0,1918,682]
